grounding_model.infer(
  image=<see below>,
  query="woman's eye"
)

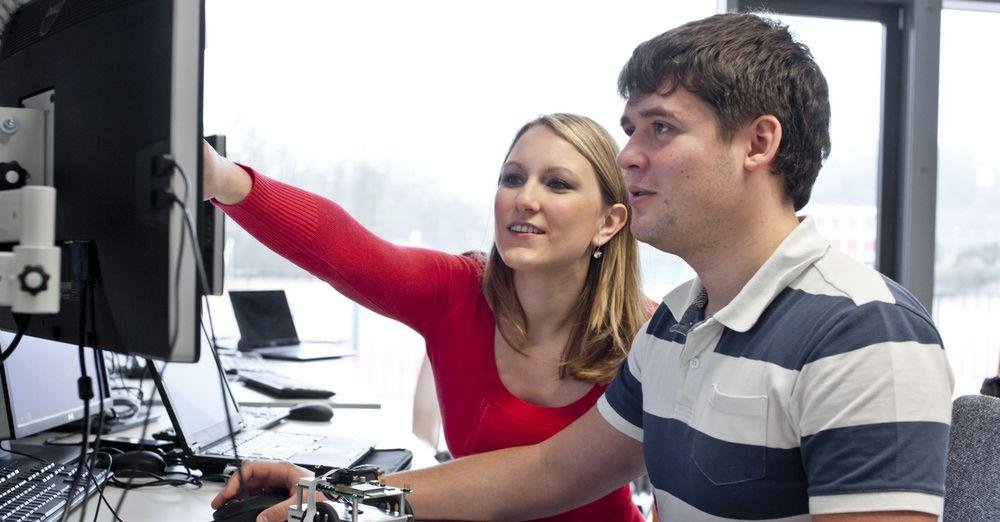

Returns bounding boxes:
[548,179,571,190]
[500,173,524,186]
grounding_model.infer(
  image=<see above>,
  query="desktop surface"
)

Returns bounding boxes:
[77,400,434,521]
[55,342,429,520]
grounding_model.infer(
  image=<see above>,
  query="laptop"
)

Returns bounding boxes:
[148,339,373,473]
[229,290,356,361]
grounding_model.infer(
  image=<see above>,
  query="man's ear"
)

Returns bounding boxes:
[744,115,782,173]
[594,203,628,247]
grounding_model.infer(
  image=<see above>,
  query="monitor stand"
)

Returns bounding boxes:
[0,440,81,465]
[48,406,160,435]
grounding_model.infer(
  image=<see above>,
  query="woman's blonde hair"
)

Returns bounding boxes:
[482,113,646,383]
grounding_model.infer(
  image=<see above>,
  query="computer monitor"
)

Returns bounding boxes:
[0,331,110,440]
[0,0,206,361]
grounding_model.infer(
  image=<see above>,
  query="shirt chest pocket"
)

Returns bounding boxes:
[690,385,768,485]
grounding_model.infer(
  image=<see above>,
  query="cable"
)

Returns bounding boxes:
[110,358,163,515]
[82,348,109,522]
[107,469,202,490]
[61,283,92,522]
[0,313,31,364]
[168,194,187,351]
[87,452,124,522]
[166,154,191,352]
[169,164,250,503]
[112,160,249,513]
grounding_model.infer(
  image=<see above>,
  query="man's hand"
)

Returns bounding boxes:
[210,461,315,521]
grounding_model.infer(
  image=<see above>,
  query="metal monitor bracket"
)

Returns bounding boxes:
[0,106,60,314]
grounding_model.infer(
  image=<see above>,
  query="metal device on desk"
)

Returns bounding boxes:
[288,472,412,522]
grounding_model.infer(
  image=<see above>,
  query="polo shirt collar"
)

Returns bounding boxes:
[706,216,830,333]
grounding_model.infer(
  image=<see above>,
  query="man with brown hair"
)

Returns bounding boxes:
[214,12,952,521]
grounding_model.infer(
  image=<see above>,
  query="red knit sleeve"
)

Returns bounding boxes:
[215,165,482,335]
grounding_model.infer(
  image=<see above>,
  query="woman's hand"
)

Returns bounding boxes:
[201,139,252,204]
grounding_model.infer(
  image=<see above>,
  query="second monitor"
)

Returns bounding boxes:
[229,290,355,361]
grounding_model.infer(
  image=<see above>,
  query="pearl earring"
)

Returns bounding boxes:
[593,248,603,259]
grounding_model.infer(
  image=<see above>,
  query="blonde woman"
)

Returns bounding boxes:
[207,114,649,522]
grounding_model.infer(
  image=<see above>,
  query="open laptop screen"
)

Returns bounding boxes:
[229,290,299,347]
[151,334,244,450]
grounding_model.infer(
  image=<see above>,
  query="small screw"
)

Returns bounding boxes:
[1,117,17,134]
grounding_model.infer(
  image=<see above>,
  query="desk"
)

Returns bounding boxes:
[127,354,400,409]
[124,349,419,410]
[72,399,435,521]
[226,356,382,409]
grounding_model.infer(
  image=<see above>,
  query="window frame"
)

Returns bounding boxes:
[726,0,941,309]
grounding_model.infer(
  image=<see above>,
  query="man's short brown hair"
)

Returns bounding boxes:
[619,12,831,210]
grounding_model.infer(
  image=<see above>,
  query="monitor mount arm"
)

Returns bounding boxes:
[0,107,60,314]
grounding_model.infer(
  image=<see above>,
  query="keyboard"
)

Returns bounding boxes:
[239,371,336,399]
[0,456,108,522]
[239,405,291,430]
[218,352,269,375]
[202,430,325,461]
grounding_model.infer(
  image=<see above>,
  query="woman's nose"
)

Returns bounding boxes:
[514,182,540,213]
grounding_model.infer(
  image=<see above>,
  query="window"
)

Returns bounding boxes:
[934,6,1000,396]
[778,15,883,268]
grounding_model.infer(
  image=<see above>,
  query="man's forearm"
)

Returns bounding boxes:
[383,407,645,521]
[385,443,568,521]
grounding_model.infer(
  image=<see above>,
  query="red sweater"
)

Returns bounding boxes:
[218,167,644,522]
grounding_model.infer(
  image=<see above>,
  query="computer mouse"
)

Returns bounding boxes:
[287,403,335,422]
[212,492,288,521]
[109,450,166,478]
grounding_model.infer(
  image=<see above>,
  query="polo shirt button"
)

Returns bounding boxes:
[689,358,700,369]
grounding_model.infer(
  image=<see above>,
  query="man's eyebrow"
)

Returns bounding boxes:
[638,106,678,120]
[620,106,681,128]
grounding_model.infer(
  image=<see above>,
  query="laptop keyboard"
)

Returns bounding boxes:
[239,406,289,431]
[203,430,325,461]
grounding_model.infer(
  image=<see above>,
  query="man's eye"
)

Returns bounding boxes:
[652,122,671,135]
[622,126,635,137]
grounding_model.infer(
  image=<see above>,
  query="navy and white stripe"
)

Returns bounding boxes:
[598,217,953,520]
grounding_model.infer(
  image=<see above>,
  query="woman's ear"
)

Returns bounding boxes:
[594,203,628,247]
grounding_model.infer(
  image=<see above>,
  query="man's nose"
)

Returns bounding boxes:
[617,138,646,173]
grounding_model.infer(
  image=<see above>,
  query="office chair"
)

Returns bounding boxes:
[944,394,1000,521]
[411,354,450,462]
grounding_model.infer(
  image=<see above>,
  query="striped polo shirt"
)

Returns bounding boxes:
[599,217,953,520]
